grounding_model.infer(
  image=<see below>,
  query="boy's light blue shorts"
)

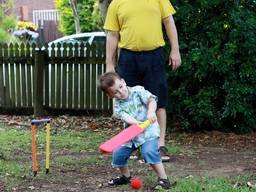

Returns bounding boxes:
[112,138,161,168]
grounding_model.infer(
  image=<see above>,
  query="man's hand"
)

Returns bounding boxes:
[106,64,115,72]
[169,48,181,70]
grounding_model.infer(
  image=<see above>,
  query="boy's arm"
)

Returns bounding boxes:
[114,105,141,125]
[147,97,157,123]
[123,116,140,125]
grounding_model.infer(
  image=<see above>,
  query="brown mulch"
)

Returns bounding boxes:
[169,130,256,151]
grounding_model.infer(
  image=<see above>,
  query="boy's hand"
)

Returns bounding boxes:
[147,97,157,123]
[147,112,157,123]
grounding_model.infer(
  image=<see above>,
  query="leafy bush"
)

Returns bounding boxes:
[168,0,256,133]
[0,5,17,43]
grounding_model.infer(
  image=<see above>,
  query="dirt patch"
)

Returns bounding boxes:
[166,131,256,178]
[0,182,5,192]
[167,146,255,177]
[1,116,255,191]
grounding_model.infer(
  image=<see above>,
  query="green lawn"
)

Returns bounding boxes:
[0,123,255,192]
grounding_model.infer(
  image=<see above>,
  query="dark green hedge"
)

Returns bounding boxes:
[167,0,256,133]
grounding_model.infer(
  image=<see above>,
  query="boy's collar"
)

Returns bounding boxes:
[127,86,131,95]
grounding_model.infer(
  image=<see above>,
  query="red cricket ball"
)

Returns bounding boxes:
[130,177,142,190]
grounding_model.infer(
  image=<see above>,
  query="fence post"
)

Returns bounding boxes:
[34,49,46,116]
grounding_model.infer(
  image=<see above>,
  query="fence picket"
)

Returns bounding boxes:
[56,63,61,108]
[97,62,103,110]
[80,42,84,57]
[10,61,16,107]
[62,64,67,109]
[85,63,90,109]
[16,63,21,107]
[80,63,85,109]
[68,63,72,109]
[27,64,32,107]
[4,61,11,106]
[45,63,49,107]
[74,63,79,109]
[7,42,14,108]
[21,63,27,106]
[51,63,55,108]
[68,43,73,57]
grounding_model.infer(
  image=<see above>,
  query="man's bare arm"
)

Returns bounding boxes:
[163,15,181,70]
[106,31,119,72]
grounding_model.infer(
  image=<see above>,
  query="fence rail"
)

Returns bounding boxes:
[0,42,112,115]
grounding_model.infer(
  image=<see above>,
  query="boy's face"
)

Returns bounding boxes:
[107,78,129,100]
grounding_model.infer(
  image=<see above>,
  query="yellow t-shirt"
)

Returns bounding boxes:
[104,0,176,51]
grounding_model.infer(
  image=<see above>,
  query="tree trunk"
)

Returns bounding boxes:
[98,0,112,23]
[69,0,81,34]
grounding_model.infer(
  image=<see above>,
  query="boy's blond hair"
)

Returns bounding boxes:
[98,72,121,93]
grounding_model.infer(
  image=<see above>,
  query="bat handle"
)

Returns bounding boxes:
[139,119,152,129]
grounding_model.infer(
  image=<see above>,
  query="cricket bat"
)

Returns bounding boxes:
[99,120,151,154]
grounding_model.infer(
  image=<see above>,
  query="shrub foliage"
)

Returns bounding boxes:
[168,0,256,133]
[0,3,16,43]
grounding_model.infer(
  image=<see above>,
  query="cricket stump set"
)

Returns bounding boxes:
[30,118,151,177]
[31,118,51,176]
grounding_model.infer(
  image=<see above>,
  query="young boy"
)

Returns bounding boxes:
[98,72,172,189]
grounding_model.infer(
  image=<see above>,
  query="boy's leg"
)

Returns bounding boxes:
[151,163,168,179]
[108,145,134,185]
[112,145,134,176]
[119,167,130,178]
[140,139,172,189]
[140,139,167,178]
[152,164,174,190]
[140,139,161,165]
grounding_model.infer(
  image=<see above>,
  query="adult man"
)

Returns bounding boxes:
[104,0,181,162]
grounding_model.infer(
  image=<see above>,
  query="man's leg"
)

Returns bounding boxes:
[136,47,170,162]
[157,108,170,162]
[157,108,166,147]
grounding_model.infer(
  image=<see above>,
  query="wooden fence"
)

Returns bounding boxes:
[0,42,112,115]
